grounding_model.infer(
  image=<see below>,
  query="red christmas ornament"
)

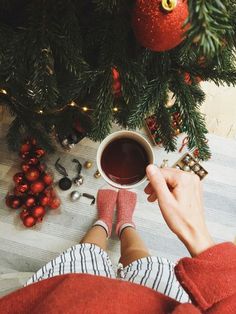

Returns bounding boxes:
[49,197,61,209]
[15,181,29,194]
[20,143,31,154]
[21,161,31,173]
[24,195,37,208]
[184,72,202,85]
[20,209,29,221]
[13,172,25,184]
[39,193,50,206]
[35,148,46,158]
[5,195,22,209]
[112,80,121,95]
[31,205,46,219]
[132,0,189,52]
[42,172,53,186]
[23,215,36,228]
[25,168,40,182]
[26,156,39,166]
[13,187,24,197]
[30,180,45,194]
[112,68,121,95]
[112,68,119,81]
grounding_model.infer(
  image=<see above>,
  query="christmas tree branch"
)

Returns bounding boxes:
[187,0,234,57]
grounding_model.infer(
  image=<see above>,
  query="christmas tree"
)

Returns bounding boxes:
[0,0,236,160]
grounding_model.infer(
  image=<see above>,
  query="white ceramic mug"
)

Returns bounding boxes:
[96,130,155,189]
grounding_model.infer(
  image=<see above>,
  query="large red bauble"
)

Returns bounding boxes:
[132,0,189,52]
[42,173,53,186]
[39,193,50,206]
[31,205,46,219]
[24,195,37,208]
[35,148,46,158]
[20,209,29,221]
[25,168,40,182]
[13,172,25,184]
[20,143,31,154]
[15,181,29,193]
[21,161,31,173]
[5,195,22,209]
[49,197,61,209]
[23,215,36,228]
[30,180,45,194]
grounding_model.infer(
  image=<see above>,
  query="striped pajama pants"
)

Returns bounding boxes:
[25,243,190,303]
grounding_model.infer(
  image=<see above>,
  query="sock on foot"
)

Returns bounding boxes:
[93,189,117,237]
[116,190,137,237]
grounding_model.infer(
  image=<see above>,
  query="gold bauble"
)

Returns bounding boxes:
[84,161,93,169]
[94,170,101,179]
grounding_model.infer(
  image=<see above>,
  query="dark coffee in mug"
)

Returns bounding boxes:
[101,137,149,185]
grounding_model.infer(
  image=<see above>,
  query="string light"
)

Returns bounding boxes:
[0,89,7,95]
[69,101,76,107]
[38,109,44,114]
[82,106,88,112]
[113,107,119,112]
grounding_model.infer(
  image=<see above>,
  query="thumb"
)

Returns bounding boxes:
[146,165,173,203]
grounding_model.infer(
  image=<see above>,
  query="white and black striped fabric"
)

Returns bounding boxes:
[25,243,190,303]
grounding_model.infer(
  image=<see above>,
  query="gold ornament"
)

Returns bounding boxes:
[175,129,181,135]
[94,170,101,179]
[84,161,93,169]
[161,0,177,12]
[189,160,195,167]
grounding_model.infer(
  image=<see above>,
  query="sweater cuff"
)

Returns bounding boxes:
[174,242,236,311]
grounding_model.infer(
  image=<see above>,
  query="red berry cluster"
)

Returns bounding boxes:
[5,138,61,228]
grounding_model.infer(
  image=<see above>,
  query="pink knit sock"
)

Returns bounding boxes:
[93,189,118,237]
[116,190,137,237]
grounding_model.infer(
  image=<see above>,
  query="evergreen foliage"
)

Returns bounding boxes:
[0,0,236,159]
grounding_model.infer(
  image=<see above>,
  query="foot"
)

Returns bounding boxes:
[93,189,118,237]
[116,190,137,237]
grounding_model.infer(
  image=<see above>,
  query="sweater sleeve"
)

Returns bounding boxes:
[174,242,236,312]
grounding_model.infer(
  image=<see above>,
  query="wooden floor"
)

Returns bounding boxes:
[0,122,236,295]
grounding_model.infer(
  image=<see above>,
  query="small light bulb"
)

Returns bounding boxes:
[113,107,118,112]
[0,89,7,94]
[38,110,43,114]
[69,101,76,107]
[82,106,88,112]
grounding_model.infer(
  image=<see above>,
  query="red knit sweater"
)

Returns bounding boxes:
[0,243,235,314]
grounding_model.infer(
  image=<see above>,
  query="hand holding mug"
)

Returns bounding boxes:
[145,165,214,256]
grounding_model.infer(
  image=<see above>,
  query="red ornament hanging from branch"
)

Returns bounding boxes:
[132,0,189,52]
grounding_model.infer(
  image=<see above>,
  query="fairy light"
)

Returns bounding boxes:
[113,107,119,112]
[82,106,88,112]
[69,101,76,107]
[0,89,7,94]
[38,109,44,114]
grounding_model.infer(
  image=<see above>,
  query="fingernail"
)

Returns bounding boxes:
[146,164,157,176]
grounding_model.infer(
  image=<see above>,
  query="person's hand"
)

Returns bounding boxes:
[145,165,214,256]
